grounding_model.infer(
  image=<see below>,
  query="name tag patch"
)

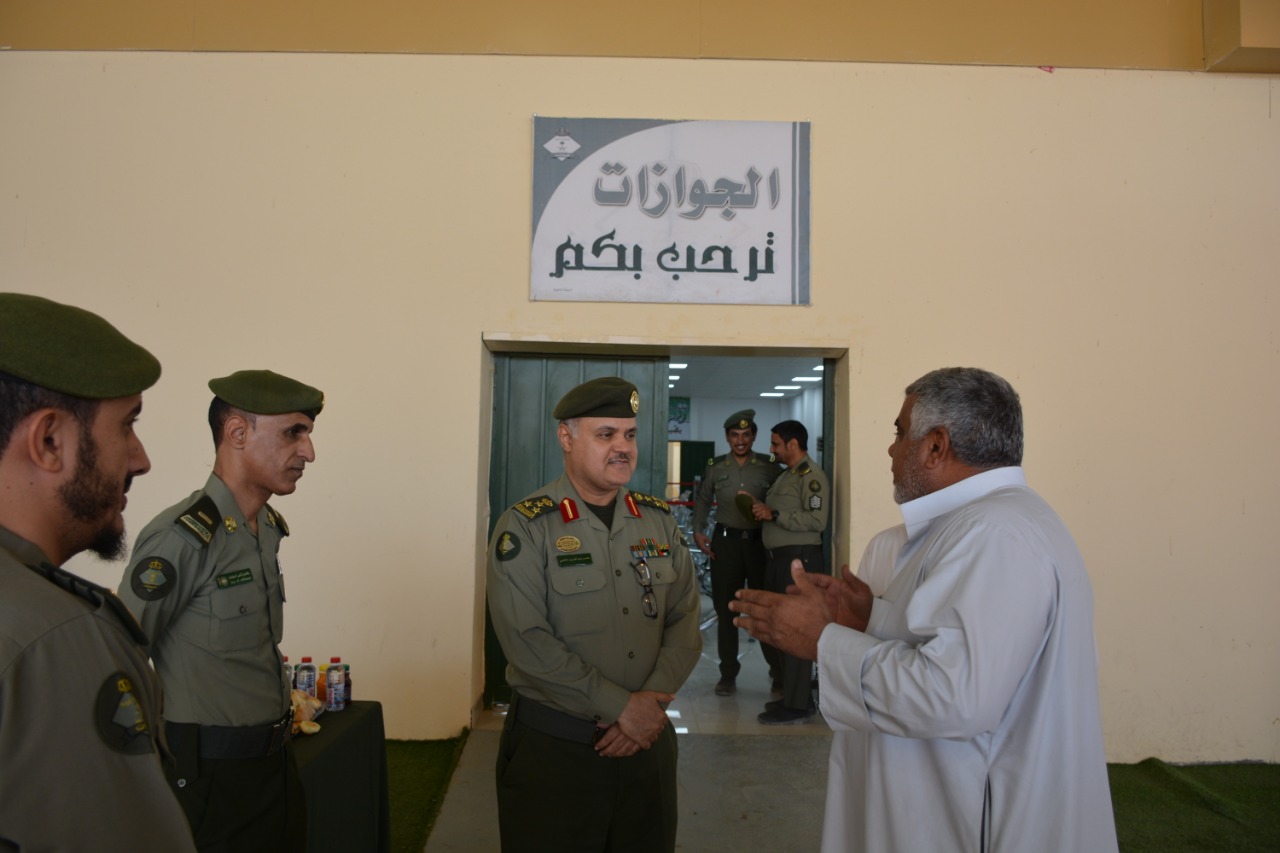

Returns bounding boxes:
[557,554,594,567]
[216,568,254,589]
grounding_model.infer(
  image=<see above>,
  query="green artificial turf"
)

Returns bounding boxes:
[1109,758,1280,852]
[386,732,467,853]
[387,738,1280,853]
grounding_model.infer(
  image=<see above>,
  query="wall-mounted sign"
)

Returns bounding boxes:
[532,117,810,305]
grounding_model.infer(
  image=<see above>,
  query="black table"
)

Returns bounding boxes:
[293,700,391,853]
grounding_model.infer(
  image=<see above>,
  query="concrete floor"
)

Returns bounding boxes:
[425,604,833,851]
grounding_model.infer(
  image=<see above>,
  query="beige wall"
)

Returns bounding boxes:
[1,52,1277,762]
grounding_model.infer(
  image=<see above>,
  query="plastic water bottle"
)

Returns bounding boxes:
[296,656,318,698]
[326,657,346,712]
[283,655,293,689]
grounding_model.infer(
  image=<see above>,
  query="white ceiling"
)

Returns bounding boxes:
[665,354,826,401]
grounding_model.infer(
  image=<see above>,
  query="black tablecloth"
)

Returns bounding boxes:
[293,700,391,853]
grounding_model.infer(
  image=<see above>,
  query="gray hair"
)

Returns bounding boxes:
[560,418,579,437]
[905,368,1023,468]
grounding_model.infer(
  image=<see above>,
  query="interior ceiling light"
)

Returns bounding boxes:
[813,365,824,371]
[760,392,784,397]
[792,376,822,382]
[669,363,688,369]
[669,375,681,380]
[775,385,801,390]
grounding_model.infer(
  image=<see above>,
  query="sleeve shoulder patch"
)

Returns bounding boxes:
[513,495,556,520]
[175,494,220,547]
[129,556,177,601]
[629,491,671,514]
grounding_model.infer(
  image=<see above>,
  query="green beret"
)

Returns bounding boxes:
[0,293,161,398]
[209,370,324,417]
[724,409,757,431]
[553,377,639,420]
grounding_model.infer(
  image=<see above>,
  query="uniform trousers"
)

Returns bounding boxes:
[496,712,678,853]
[763,543,825,710]
[708,526,767,680]
[165,723,307,853]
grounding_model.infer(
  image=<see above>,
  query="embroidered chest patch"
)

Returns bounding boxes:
[216,568,254,589]
[556,553,594,567]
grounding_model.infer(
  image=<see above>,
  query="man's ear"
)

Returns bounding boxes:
[223,413,251,450]
[24,408,74,473]
[557,422,574,454]
[920,426,953,470]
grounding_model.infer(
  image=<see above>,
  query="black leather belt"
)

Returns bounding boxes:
[512,693,602,745]
[178,709,294,760]
[715,523,762,541]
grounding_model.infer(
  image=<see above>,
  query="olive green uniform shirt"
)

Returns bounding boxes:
[692,452,781,530]
[486,474,702,725]
[762,454,831,550]
[0,526,196,852]
[119,473,291,727]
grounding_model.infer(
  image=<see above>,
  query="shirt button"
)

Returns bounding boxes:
[239,605,248,614]
[615,570,622,576]
[576,579,585,587]
[628,651,635,659]
[622,607,630,615]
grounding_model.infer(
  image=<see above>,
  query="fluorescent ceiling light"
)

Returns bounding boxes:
[775,385,801,390]
[813,365,824,371]
[668,383,675,388]
[668,375,681,380]
[760,392,784,397]
[792,376,822,382]
[669,363,688,369]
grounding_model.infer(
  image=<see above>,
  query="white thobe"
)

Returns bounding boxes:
[819,468,1118,853]
[854,524,906,596]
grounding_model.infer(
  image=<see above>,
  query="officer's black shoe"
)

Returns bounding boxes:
[714,678,737,696]
[757,705,815,726]
[764,698,785,712]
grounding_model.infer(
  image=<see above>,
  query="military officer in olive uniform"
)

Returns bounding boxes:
[487,377,701,853]
[0,293,196,851]
[118,369,323,853]
[745,419,830,725]
[692,409,781,696]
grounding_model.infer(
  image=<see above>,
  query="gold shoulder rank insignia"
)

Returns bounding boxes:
[266,504,290,536]
[175,494,220,546]
[628,491,671,514]
[796,461,812,476]
[513,495,556,520]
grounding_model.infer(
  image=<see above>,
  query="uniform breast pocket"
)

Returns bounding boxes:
[209,587,265,651]
[548,566,609,635]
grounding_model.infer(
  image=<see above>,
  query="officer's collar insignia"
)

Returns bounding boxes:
[266,504,290,536]
[95,671,152,755]
[796,461,812,475]
[560,498,580,523]
[624,493,641,518]
[224,516,238,533]
[556,536,582,553]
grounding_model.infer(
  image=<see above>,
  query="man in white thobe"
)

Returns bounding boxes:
[731,367,1118,853]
